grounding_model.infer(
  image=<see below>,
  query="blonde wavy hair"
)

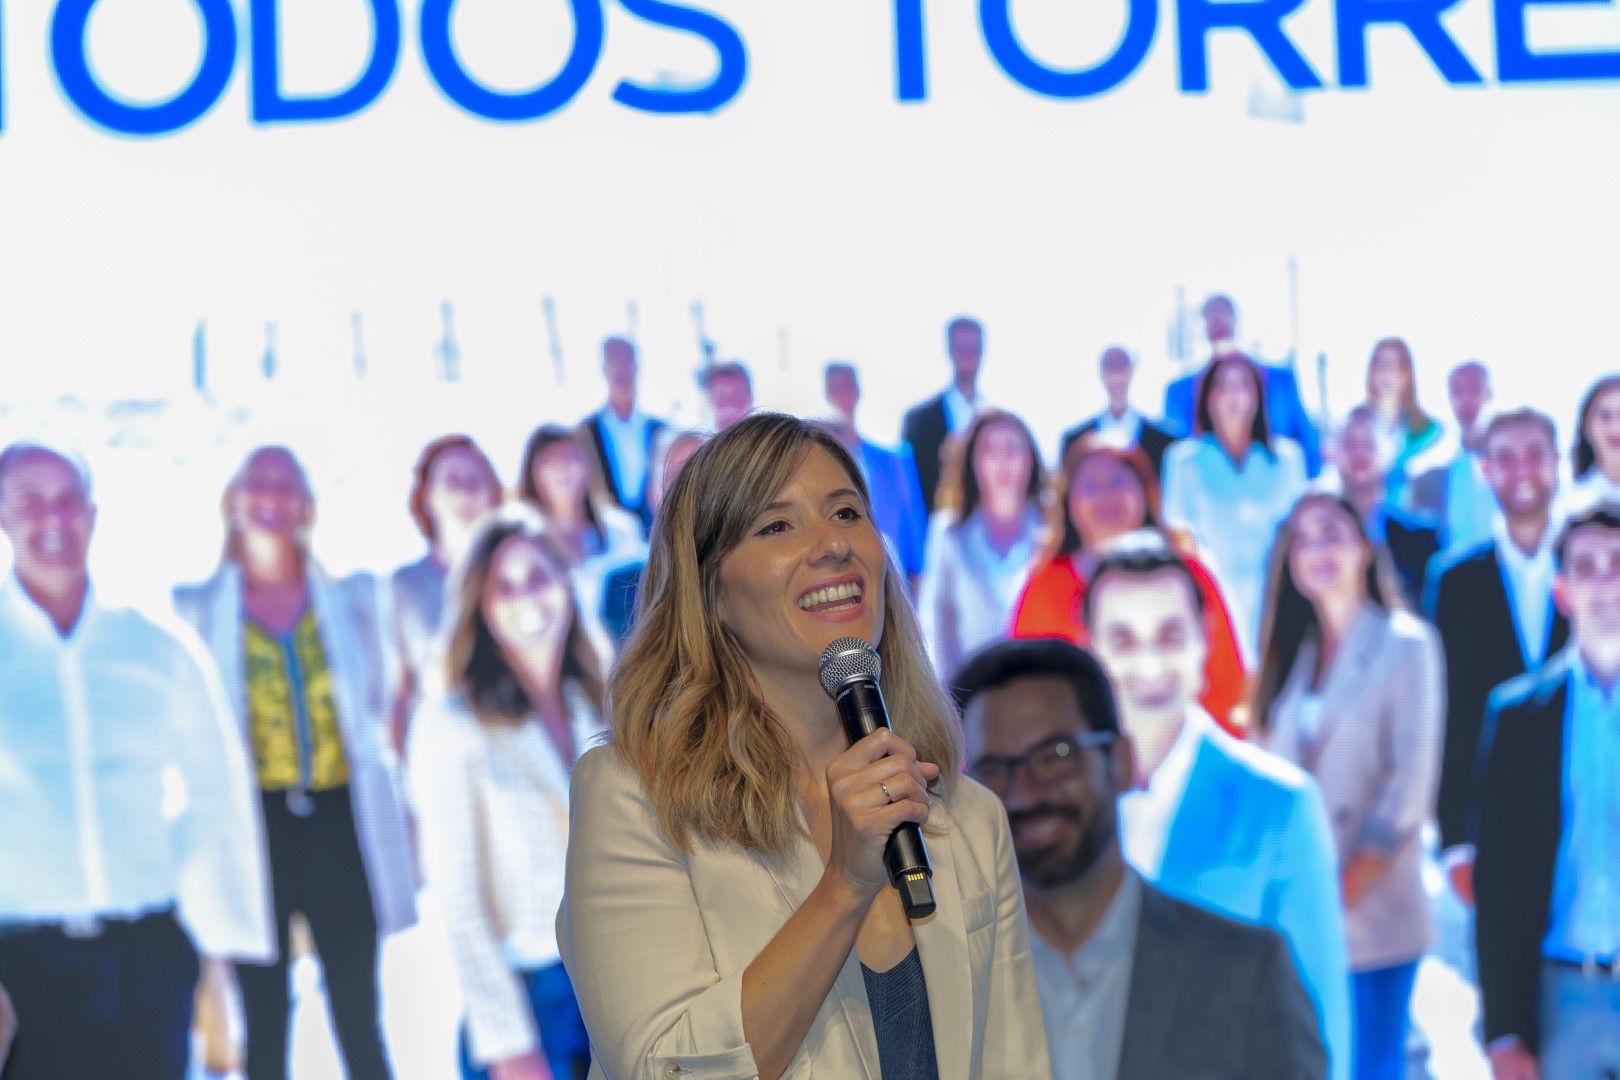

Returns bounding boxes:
[609,412,962,861]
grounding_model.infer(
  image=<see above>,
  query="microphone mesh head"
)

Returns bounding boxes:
[818,636,882,696]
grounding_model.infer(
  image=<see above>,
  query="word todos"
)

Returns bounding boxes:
[20,0,1620,137]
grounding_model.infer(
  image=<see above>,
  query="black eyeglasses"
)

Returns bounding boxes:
[968,732,1117,795]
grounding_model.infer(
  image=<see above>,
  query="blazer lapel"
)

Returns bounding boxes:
[1156,738,1220,886]
[1302,604,1383,771]
[912,808,973,1080]
[762,823,883,1078]
[204,564,249,732]
[1115,888,1186,1079]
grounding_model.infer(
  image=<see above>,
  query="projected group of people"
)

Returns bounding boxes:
[1,295,1619,1080]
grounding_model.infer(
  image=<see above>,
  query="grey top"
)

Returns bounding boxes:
[860,947,940,1080]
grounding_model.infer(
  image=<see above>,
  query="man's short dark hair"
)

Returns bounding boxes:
[823,361,858,383]
[1081,533,1207,629]
[1201,293,1236,318]
[1482,408,1557,456]
[946,316,983,342]
[1555,503,1620,569]
[951,638,1120,736]
[702,360,752,392]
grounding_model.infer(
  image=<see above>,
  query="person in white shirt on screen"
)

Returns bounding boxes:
[0,440,271,1080]
[410,510,604,1080]
[578,336,668,532]
[389,434,503,755]
[1567,374,1620,514]
[917,409,1047,680]
[1082,536,1352,1080]
[1159,355,1308,666]
[1405,361,1497,553]
[954,637,1326,1080]
[1059,347,1177,477]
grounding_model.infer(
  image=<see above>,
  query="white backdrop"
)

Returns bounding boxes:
[1,0,1617,600]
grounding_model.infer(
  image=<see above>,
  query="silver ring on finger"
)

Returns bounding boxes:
[880,781,894,803]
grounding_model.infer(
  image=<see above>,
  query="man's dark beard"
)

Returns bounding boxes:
[1009,802,1114,889]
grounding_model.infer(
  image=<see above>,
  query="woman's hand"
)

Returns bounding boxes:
[822,729,940,899]
[490,1051,551,1080]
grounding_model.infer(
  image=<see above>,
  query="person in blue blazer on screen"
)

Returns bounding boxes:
[1083,535,1352,1080]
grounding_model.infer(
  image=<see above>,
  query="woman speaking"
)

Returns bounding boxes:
[558,414,1047,1079]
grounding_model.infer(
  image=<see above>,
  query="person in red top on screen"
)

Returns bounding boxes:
[1009,437,1249,733]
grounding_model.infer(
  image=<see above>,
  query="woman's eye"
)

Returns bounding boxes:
[833,506,863,522]
[756,520,789,536]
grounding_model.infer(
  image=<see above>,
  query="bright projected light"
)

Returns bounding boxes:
[0,0,1615,593]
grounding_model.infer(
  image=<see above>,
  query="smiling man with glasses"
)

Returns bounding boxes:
[953,637,1325,1080]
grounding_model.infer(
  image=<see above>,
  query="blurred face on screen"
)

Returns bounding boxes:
[964,676,1127,889]
[1099,348,1133,402]
[1336,415,1387,490]
[717,446,886,683]
[1069,454,1147,549]
[1287,498,1371,606]
[1483,420,1557,520]
[1558,524,1620,650]
[1585,384,1620,476]
[1201,298,1236,346]
[530,439,590,517]
[708,372,753,431]
[603,339,637,395]
[948,323,983,386]
[482,534,572,656]
[427,446,499,537]
[651,435,704,514]
[972,419,1034,519]
[229,448,311,545]
[1208,361,1260,444]
[1448,364,1490,432]
[825,367,860,419]
[0,449,95,591]
[1368,343,1411,409]
[1089,570,1208,737]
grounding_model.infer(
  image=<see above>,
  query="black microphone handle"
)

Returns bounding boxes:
[834,678,937,920]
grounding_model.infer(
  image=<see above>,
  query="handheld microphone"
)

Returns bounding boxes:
[818,636,936,920]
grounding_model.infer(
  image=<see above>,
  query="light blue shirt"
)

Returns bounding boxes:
[942,386,979,435]
[1441,452,1496,554]
[1030,869,1142,1080]
[598,406,655,509]
[1544,652,1620,964]
[1160,434,1308,667]
[0,579,270,959]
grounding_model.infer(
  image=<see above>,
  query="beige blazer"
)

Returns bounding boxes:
[557,746,1051,1080]
[1261,603,1445,971]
